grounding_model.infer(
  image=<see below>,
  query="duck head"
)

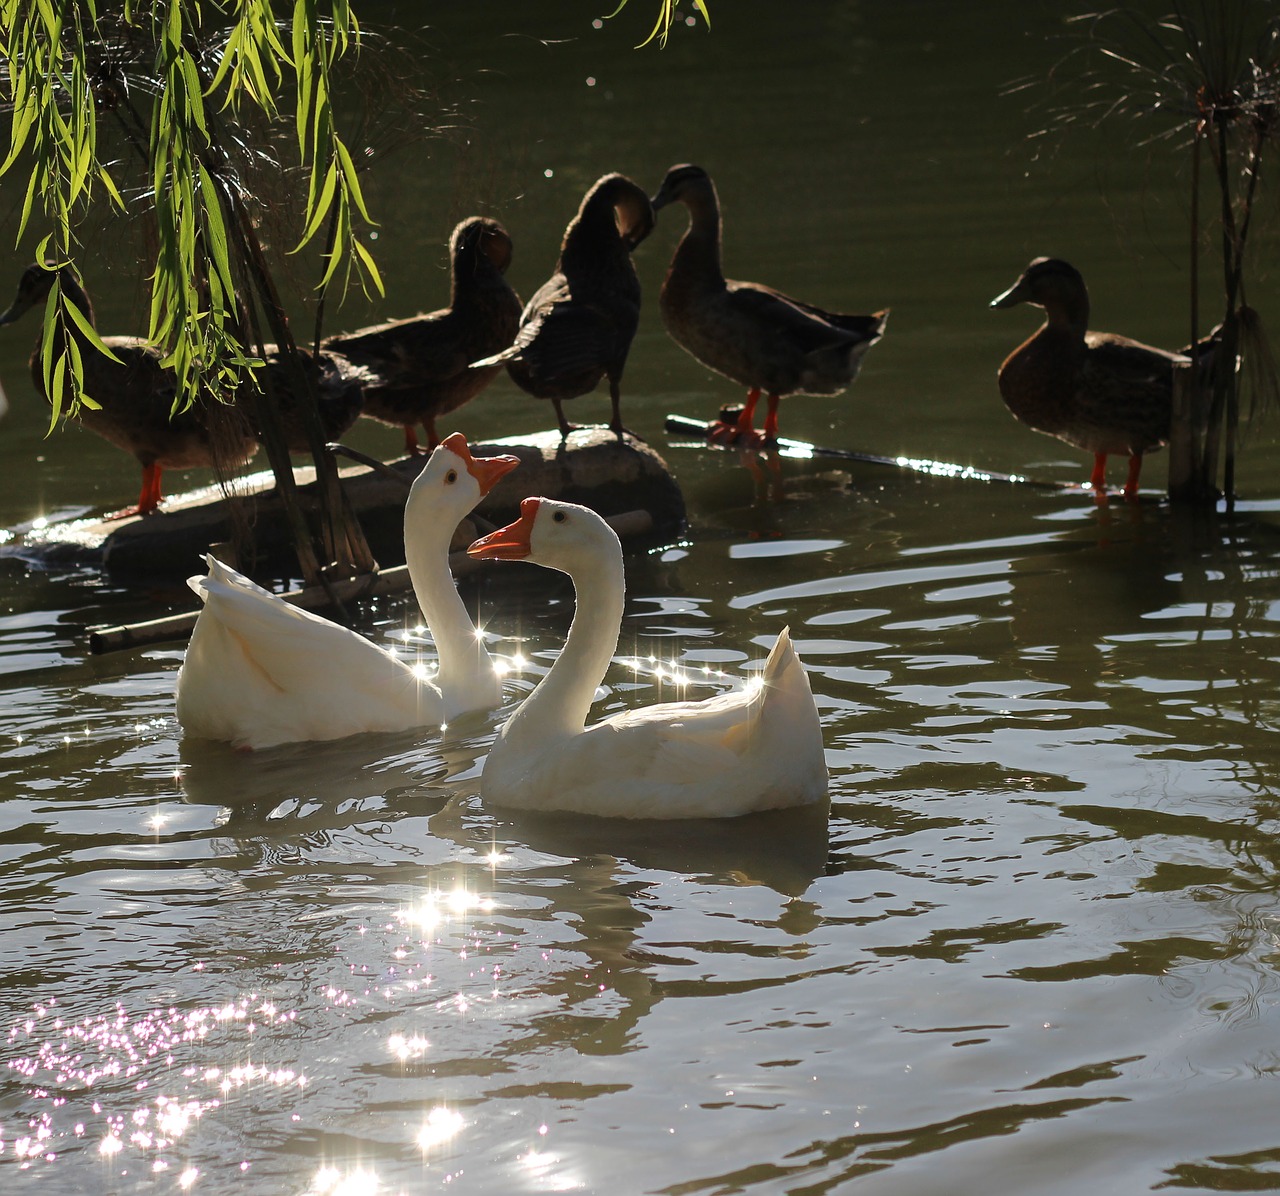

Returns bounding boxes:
[453,216,514,276]
[990,257,1088,313]
[0,262,70,326]
[650,163,714,214]
[578,174,656,251]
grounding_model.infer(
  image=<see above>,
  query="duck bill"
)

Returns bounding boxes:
[440,431,520,496]
[989,280,1027,309]
[467,497,540,561]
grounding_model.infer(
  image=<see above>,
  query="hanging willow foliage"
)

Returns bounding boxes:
[605,0,710,48]
[0,0,700,581]
[0,0,381,427]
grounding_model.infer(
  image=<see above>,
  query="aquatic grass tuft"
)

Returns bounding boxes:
[1035,2,1280,506]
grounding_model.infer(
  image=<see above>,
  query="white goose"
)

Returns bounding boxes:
[176,433,518,750]
[467,498,828,818]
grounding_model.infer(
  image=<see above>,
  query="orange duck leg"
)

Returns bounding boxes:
[1123,453,1144,501]
[107,460,165,520]
[1089,453,1109,501]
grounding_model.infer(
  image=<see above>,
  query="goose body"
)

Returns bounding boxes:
[991,257,1183,499]
[650,164,887,444]
[467,497,827,819]
[325,217,521,454]
[471,174,655,438]
[176,433,518,750]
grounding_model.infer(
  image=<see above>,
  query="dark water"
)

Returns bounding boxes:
[3,2,1280,1193]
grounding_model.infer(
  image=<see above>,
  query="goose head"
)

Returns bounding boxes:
[467,496,621,578]
[990,257,1089,322]
[406,432,520,529]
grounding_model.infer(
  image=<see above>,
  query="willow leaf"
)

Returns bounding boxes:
[297,158,338,247]
[334,138,374,224]
[318,199,350,289]
[352,237,383,296]
[63,294,124,365]
[40,282,59,386]
[49,353,66,429]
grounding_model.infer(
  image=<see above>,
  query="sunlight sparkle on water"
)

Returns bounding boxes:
[403,884,497,935]
[416,1105,465,1152]
[387,1033,429,1062]
[494,652,528,677]
[307,1166,381,1196]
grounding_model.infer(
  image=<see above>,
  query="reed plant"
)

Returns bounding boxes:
[1068,1,1280,507]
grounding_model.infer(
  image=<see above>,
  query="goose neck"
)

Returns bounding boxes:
[506,536,625,742]
[404,494,496,712]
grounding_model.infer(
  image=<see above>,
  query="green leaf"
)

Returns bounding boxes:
[353,237,384,297]
[49,352,67,427]
[334,137,375,224]
[63,293,124,364]
[40,281,59,401]
[296,158,338,247]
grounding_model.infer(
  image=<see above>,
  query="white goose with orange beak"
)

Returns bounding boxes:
[467,497,828,819]
[176,433,518,750]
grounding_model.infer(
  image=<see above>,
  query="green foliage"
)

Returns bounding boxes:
[605,0,710,48]
[0,0,382,424]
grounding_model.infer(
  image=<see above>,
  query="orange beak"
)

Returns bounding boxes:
[440,431,520,496]
[467,497,541,561]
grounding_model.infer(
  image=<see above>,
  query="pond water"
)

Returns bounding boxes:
[4,2,1280,1193]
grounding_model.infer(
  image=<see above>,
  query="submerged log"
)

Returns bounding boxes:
[88,509,655,654]
[663,414,1071,488]
[11,428,685,580]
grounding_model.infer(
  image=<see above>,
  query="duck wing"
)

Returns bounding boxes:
[723,280,873,355]
[1078,333,1181,445]
[326,310,467,389]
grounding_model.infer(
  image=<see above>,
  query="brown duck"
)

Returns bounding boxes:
[325,217,521,454]
[0,263,259,515]
[472,174,655,438]
[991,257,1186,500]
[650,163,888,444]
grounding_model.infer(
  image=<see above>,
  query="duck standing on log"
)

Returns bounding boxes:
[0,262,374,515]
[650,164,888,446]
[325,216,521,455]
[0,262,260,516]
[991,256,1188,501]
[471,173,655,439]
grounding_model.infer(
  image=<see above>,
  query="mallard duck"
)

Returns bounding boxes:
[991,256,1185,500]
[0,262,259,515]
[467,497,827,818]
[323,217,520,455]
[471,173,655,438]
[650,164,888,445]
[177,433,519,750]
[256,344,367,450]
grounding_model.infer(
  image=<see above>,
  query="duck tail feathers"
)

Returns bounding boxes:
[761,626,815,707]
[470,344,521,370]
